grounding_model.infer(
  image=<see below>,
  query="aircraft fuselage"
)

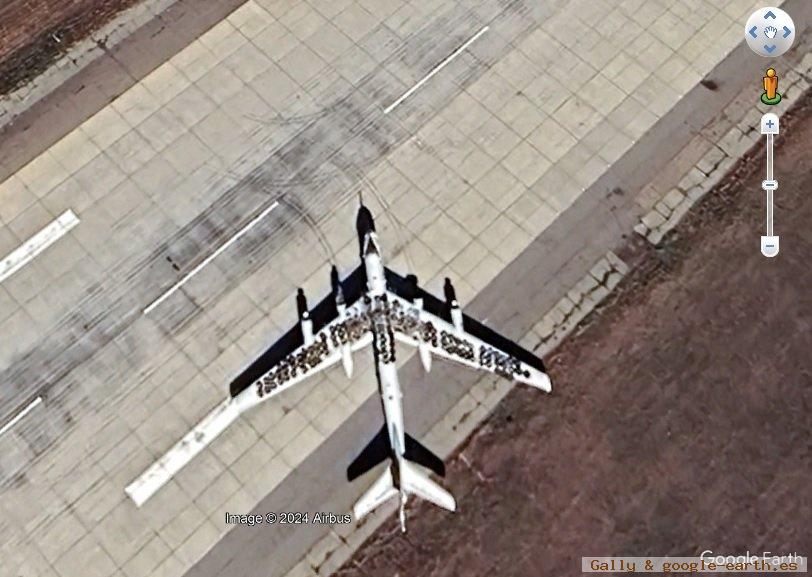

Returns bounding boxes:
[363,232,406,470]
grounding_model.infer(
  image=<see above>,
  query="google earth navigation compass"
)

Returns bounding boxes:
[745,7,795,58]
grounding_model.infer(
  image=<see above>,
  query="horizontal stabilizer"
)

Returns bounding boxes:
[353,466,398,520]
[347,426,390,481]
[404,434,445,478]
[400,460,456,512]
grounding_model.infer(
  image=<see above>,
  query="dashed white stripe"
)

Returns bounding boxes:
[384,25,489,114]
[143,201,279,315]
[0,210,79,283]
[0,396,43,437]
[125,398,239,506]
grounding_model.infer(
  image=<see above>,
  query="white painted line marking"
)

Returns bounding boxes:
[143,201,279,315]
[126,398,239,506]
[384,25,489,114]
[0,396,43,437]
[0,210,80,283]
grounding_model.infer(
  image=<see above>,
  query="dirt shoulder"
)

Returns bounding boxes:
[335,94,812,576]
[0,0,143,95]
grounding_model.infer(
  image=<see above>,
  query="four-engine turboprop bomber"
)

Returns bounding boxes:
[126,204,552,530]
[226,205,552,531]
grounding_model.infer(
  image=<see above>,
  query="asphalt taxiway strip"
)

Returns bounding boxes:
[0,0,251,182]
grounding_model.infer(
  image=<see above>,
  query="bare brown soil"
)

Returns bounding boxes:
[0,0,143,95]
[336,93,812,576]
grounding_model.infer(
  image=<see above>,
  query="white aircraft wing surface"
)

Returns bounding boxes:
[127,265,373,506]
[230,265,373,413]
[384,268,551,392]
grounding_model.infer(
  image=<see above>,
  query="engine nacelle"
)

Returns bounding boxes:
[405,274,419,302]
[331,265,344,308]
[332,266,353,378]
[413,295,432,372]
[405,274,432,372]
[444,278,464,332]
[297,288,314,346]
[341,345,353,378]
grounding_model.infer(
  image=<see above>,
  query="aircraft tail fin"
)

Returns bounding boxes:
[399,459,456,512]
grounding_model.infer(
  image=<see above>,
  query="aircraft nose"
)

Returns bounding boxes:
[356,205,376,235]
[356,205,376,255]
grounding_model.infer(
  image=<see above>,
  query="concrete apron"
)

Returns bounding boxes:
[184,2,812,576]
